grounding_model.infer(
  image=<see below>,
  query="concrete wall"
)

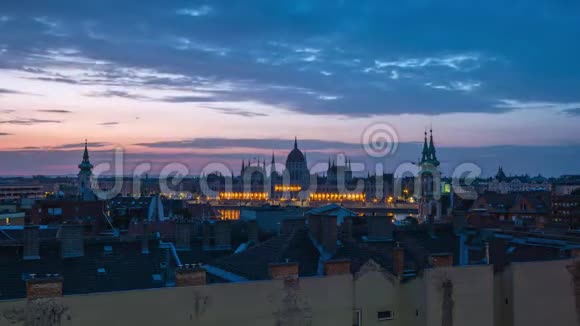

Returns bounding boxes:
[423,265,494,326]
[0,260,577,326]
[507,259,578,326]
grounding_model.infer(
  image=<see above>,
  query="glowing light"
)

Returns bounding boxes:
[274,185,302,192]
[218,192,269,200]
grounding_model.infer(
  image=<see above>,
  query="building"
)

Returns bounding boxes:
[1,217,579,325]
[552,193,580,227]
[418,129,442,221]
[0,184,44,200]
[284,137,310,190]
[78,141,96,201]
[468,192,551,228]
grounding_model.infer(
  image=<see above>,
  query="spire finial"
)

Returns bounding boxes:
[294,136,298,149]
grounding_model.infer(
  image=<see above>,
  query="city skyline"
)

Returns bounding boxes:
[1,1,580,175]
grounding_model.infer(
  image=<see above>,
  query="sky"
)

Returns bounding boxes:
[0,0,579,176]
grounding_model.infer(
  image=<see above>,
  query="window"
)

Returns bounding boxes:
[97,268,106,274]
[352,309,362,326]
[377,311,394,321]
[47,207,62,216]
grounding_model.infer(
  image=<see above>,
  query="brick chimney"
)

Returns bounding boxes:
[247,220,259,244]
[307,214,322,243]
[214,220,231,250]
[366,216,394,241]
[321,215,338,255]
[26,274,63,300]
[175,221,192,251]
[429,253,453,267]
[323,259,351,276]
[23,225,40,260]
[175,264,206,287]
[393,243,405,278]
[59,224,84,258]
[269,262,299,280]
[141,221,150,255]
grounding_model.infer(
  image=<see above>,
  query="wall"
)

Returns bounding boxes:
[0,275,353,326]
[0,260,577,326]
[423,265,494,326]
[509,259,578,326]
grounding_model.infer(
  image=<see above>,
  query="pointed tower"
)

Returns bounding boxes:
[421,130,429,164]
[294,136,298,150]
[428,128,439,166]
[78,140,95,201]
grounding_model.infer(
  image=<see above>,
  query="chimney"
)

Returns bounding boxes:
[26,274,63,300]
[59,224,84,258]
[321,215,338,255]
[141,221,150,255]
[339,217,353,242]
[366,216,394,241]
[281,218,306,235]
[202,221,211,248]
[269,262,299,280]
[393,243,405,278]
[307,214,322,243]
[214,220,231,250]
[175,264,206,287]
[23,225,40,260]
[175,221,192,251]
[323,259,351,276]
[247,220,259,244]
[429,253,453,267]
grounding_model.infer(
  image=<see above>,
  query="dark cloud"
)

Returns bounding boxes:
[0,88,23,95]
[51,141,110,150]
[37,109,72,114]
[159,95,217,103]
[0,118,61,125]
[2,141,580,177]
[86,90,151,101]
[99,121,119,126]
[0,1,578,115]
[209,107,268,117]
[0,132,12,136]
[565,108,580,116]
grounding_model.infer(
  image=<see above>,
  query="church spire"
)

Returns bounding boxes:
[421,129,429,163]
[83,139,89,161]
[428,128,440,166]
[294,136,298,149]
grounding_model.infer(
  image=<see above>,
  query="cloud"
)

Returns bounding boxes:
[134,137,362,151]
[37,109,72,114]
[425,81,481,92]
[99,121,119,126]
[176,6,214,17]
[0,132,12,136]
[51,142,110,150]
[159,95,217,103]
[0,118,62,125]
[564,108,580,116]
[495,99,580,111]
[86,90,152,101]
[208,107,268,117]
[0,88,23,95]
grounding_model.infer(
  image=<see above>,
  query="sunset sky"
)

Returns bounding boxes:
[1,1,579,176]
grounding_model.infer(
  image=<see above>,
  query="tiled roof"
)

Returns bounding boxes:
[209,227,320,280]
[0,239,169,300]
